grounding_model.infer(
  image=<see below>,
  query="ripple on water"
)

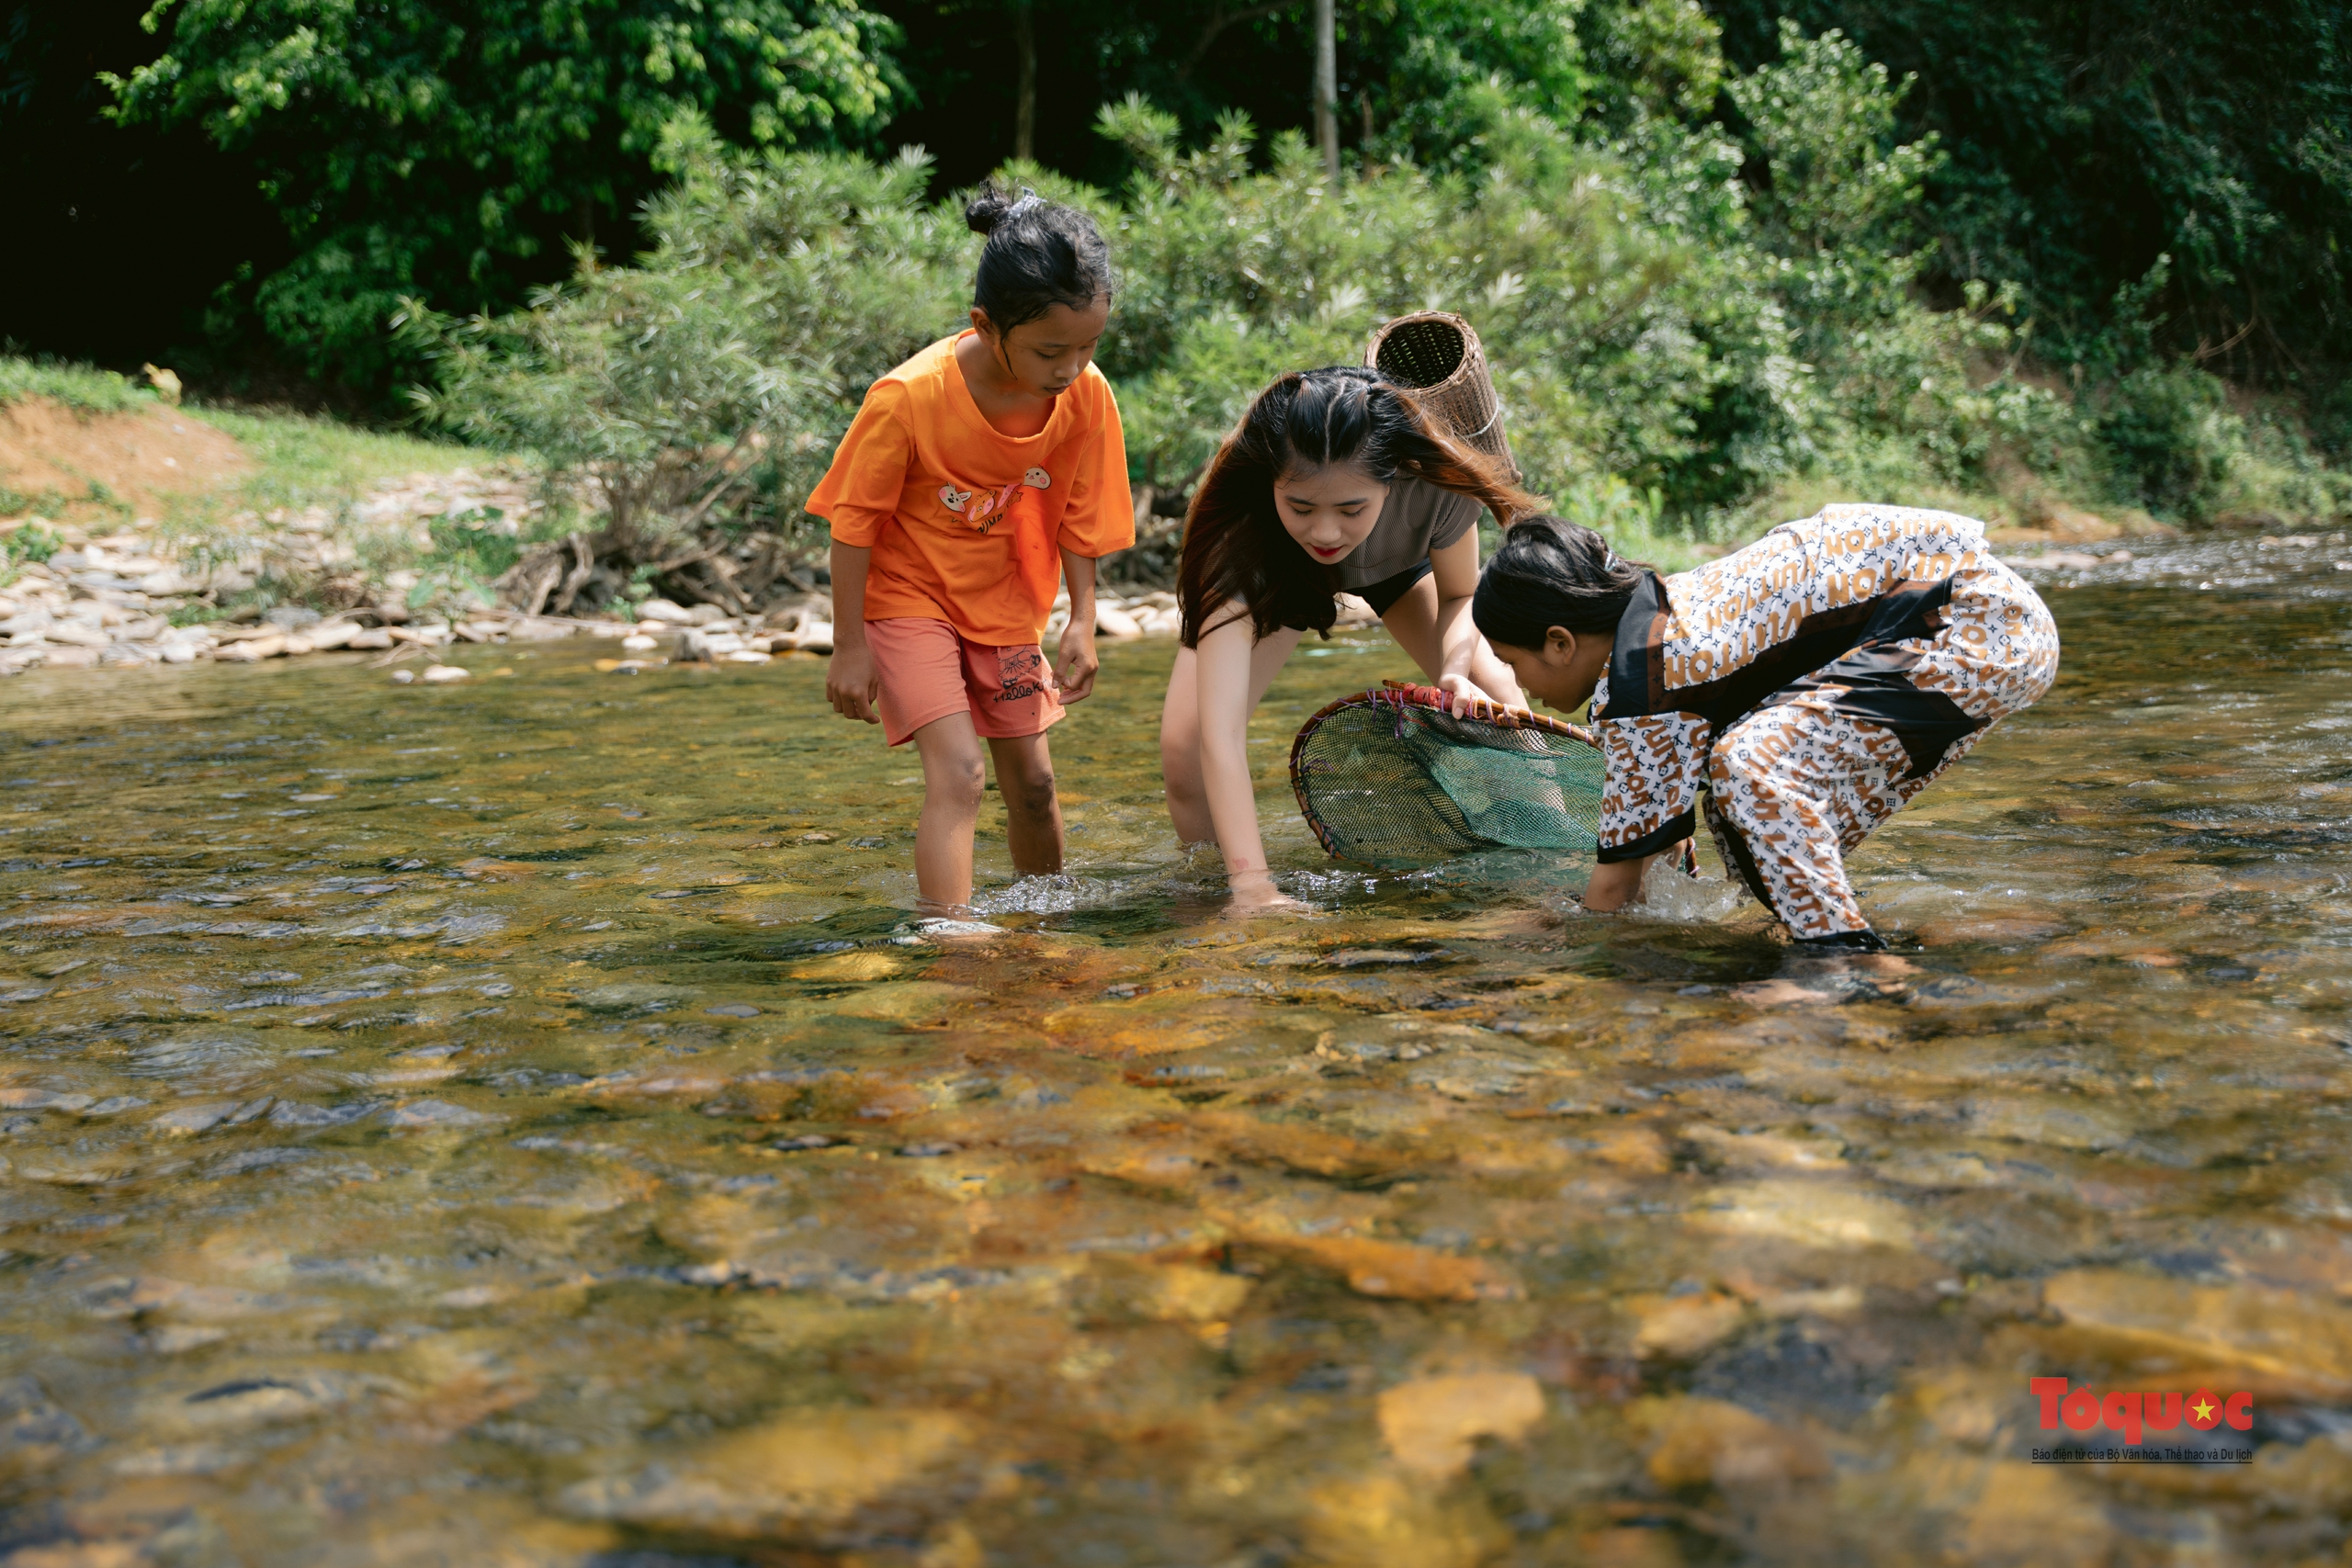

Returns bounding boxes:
[122,1033,276,1091]
[1,547,2350,1560]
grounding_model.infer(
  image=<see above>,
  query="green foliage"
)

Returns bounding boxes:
[403,114,966,558]
[412,17,2347,566]
[0,356,155,414]
[424,508,526,582]
[3,523,61,565]
[106,0,903,386]
[1093,88,1770,513]
[1708,0,2352,386]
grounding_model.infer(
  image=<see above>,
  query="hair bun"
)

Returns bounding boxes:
[965,185,1017,237]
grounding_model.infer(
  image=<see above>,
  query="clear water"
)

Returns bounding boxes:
[4,532,2352,1565]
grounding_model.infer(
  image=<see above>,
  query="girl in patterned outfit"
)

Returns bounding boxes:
[1472,506,2061,948]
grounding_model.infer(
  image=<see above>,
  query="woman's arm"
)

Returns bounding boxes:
[825,543,880,724]
[1427,529,1522,709]
[1192,610,1294,910]
[1428,530,1483,685]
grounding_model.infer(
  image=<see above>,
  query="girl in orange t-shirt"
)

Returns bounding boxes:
[807,186,1130,933]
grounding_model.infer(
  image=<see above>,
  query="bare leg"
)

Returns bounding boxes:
[1159,632,1305,845]
[986,733,1064,874]
[910,713,988,912]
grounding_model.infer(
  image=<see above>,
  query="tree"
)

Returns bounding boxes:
[1312,0,1337,175]
[106,0,904,389]
[1707,0,2352,402]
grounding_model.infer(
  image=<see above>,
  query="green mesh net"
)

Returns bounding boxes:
[1289,682,1607,863]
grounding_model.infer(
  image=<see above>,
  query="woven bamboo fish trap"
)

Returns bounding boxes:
[1365,311,1515,472]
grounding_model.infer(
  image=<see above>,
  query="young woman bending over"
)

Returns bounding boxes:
[1162,367,1537,913]
[1472,508,2060,948]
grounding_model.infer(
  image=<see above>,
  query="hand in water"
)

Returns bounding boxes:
[1224,870,1309,919]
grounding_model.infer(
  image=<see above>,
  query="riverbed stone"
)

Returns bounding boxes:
[1952,1462,2113,1566]
[1268,1234,1521,1303]
[0,1088,94,1113]
[1376,1371,1544,1477]
[1687,1180,1919,1252]
[1629,1291,1749,1359]
[1634,1395,1828,1489]
[2041,1268,2352,1390]
[575,982,693,1012]
[213,634,286,662]
[558,1406,976,1541]
[386,1099,500,1131]
[822,981,983,1021]
[788,950,910,983]
[1301,1474,1510,1568]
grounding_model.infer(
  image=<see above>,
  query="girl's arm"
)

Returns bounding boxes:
[1193,609,1295,910]
[825,543,880,724]
[1055,547,1101,703]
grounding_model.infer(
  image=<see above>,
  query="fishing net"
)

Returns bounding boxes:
[1290,682,1607,863]
[1365,311,1516,473]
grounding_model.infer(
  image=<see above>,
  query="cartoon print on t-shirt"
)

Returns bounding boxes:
[943,468,1053,536]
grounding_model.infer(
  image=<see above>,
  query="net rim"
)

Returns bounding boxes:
[1287,679,1598,857]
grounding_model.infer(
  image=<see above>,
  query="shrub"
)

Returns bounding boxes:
[407,25,2347,600]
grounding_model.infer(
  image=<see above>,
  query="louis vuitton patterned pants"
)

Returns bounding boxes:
[1702,562,2062,940]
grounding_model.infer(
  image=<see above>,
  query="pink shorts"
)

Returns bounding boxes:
[866,617,1065,748]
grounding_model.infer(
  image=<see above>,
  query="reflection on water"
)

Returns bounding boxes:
[4,533,2352,1564]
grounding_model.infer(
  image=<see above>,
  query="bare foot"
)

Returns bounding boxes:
[913,916,1004,942]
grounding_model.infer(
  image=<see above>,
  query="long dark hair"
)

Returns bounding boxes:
[964,184,1115,333]
[1178,367,1539,645]
[1471,514,1651,649]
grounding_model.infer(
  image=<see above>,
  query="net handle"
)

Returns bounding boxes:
[1374,680,1596,746]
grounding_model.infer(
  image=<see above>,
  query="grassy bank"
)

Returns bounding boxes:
[0,357,541,618]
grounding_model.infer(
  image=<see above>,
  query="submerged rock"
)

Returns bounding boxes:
[575,982,693,1013]
[1629,1291,1750,1359]
[2042,1269,2352,1390]
[387,1099,501,1131]
[559,1406,977,1542]
[1688,1180,1919,1252]
[1376,1372,1545,1477]
[1302,1474,1510,1568]
[1634,1394,1829,1489]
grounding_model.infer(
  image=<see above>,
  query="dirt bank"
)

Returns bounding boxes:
[0,397,248,516]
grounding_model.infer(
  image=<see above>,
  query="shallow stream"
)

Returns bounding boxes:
[5,531,2352,1566]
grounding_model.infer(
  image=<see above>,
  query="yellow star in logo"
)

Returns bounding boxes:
[2191,1396,2217,1422]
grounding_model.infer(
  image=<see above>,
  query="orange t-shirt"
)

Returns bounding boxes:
[807,333,1132,645]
